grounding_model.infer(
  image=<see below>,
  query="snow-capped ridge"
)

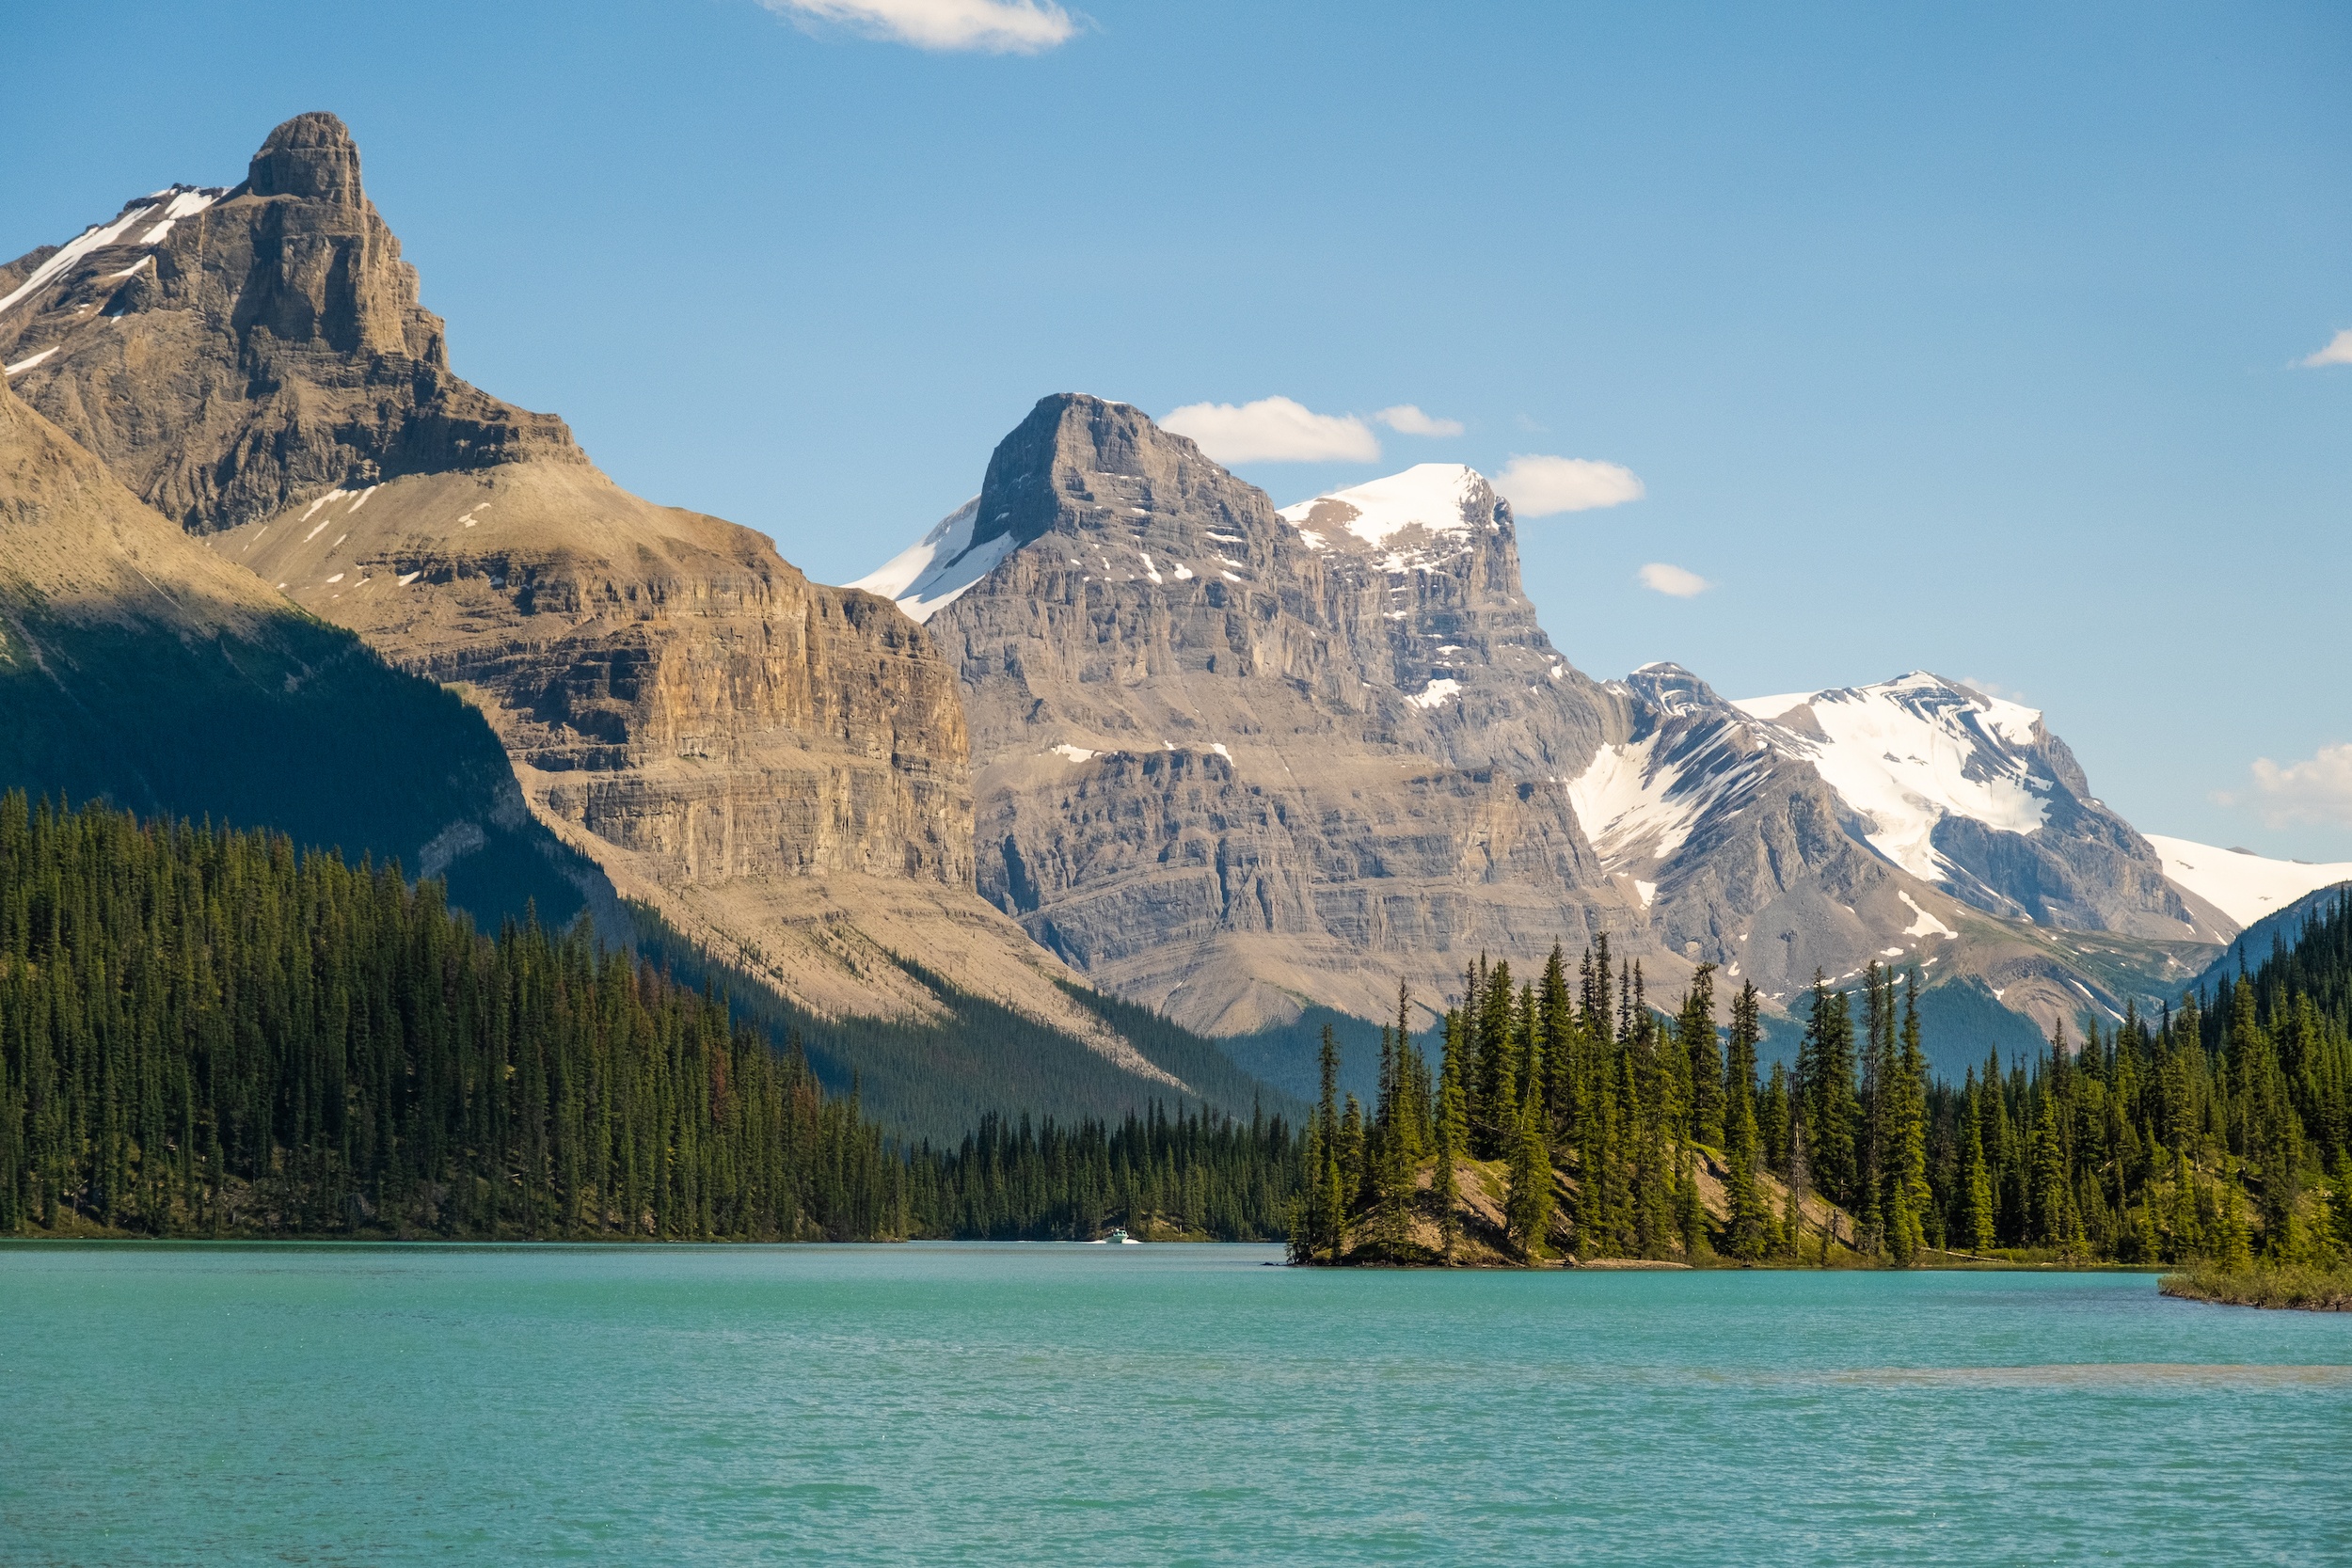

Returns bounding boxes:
[2144,835,2352,928]
[0,186,228,320]
[845,497,1012,623]
[1277,464,1495,548]
[1726,672,2055,883]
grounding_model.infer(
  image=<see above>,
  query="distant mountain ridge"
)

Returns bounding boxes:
[861,400,2241,1040]
[1,110,2289,1085]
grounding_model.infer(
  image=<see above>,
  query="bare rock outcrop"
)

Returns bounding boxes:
[923,395,1654,1033]
[3,114,580,533]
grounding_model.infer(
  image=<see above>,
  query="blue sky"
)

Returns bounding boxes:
[7,1,2349,858]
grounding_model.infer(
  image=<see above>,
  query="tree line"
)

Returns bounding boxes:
[0,796,1295,1243]
[10,794,2344,1263]
[1293,921,2352,1267]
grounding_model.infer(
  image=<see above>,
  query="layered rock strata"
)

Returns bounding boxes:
[920,396,1657,1033]
[3,113,1123,1045]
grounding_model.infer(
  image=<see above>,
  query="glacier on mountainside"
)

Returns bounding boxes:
[1730,673,2053,882]
[1277,464,1494,564]
[2143,835,2352,928]
[846,497,1013,623]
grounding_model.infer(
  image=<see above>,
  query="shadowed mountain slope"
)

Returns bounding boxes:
[0,375,596,925]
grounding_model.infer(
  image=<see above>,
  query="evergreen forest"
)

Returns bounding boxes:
[0,797,1289,1243]
[1292,921,2352,1270]
[9,794,2348,1271]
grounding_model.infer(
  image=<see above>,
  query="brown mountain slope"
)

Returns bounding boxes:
[213,458,1136,1040]
[2,112,1135,1051]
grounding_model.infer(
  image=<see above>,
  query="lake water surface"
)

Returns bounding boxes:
[3,1243,2347,1564]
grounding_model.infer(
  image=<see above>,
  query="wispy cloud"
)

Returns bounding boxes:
[760,0,1076,53]
[1492,454,1645,517]
[1960,675,2029,704]
[2300,329,2352,369]
[1374,404,1465,437]
[1636,562,1708,598]
[2227,742,2352,828]
[1160,396,1380,464]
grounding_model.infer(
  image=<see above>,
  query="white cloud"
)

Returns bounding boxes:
[760,0,1076,53]
[2300,329,2352,369]
[2236,742,2352,827]
[1374,404,1465,437]
[1637,562,1708,598]
[1491,453,1645,517]
[1960,675,2029,704]
[1160,396,1380,464]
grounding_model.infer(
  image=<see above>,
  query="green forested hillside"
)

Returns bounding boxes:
[911,1106,1300,1241]
[1295,931,2352,1268]
[0,797,1299,1241]
[0,793,902,1239]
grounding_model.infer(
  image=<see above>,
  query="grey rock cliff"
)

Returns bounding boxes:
[1,111,579,533]
[925,395,1648,1032]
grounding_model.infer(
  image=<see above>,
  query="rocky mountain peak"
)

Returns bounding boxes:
[1,110,580,532]
[875,397,1633,1033]
[245,111,364,203]
[984,391,1277,553]
[1619,662,1724,719]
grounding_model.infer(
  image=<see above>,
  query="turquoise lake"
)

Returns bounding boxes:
[3,1244,2348,1564]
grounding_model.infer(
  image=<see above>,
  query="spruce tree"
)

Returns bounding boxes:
[1505,1085,1552,1261]
[1957,1071,1995,1254]
[1477,960,1517,1159]
[1885,971,1930,1265]
[1680,963,1723,1150]
[1795,974,1858,1211]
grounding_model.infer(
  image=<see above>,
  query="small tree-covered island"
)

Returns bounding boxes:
[1287,931,2352,1301]
[4,795,2348,1306]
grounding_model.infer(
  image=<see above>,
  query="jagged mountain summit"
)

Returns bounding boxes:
[0,113,1184,1087]
[0,113,577,533]
[1575,665,2229,953]
[1727,673,2223,939]
[860,406,2233,1038]
[902,396,1645,1034]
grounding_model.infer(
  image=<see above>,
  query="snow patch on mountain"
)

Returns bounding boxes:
[1731,673,2052,882]
[1406,677,1462,709]
[1899,890,1956,939]
[848,497,1014,623]
[2144,834,2352,927]
[0,186,230,320]
[1278,464,1490,547]
[1570,735,1702,865]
